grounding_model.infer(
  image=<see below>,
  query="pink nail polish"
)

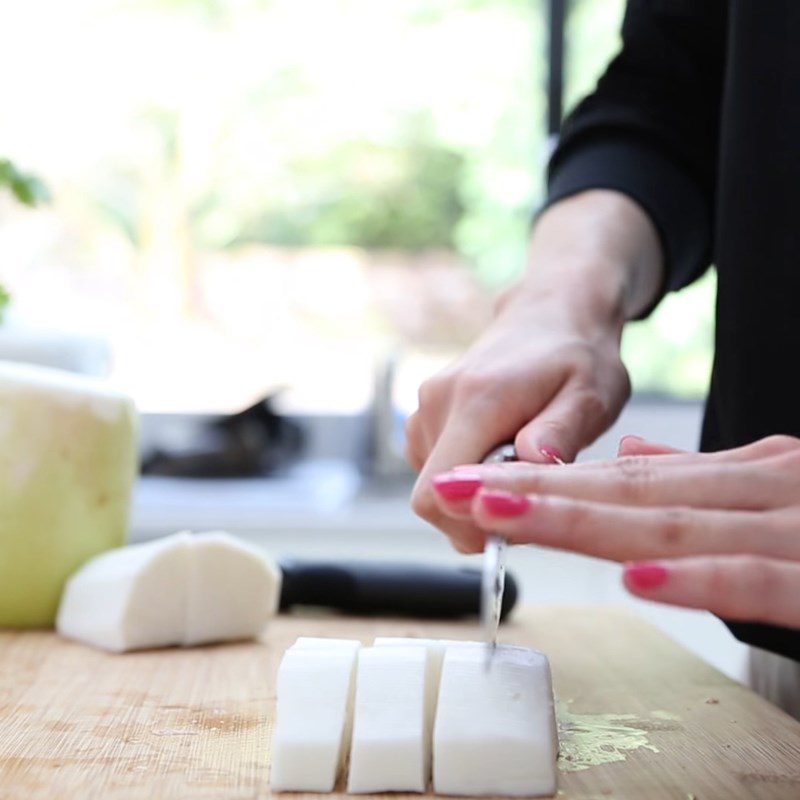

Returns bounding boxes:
[624,562,669,590]
[480,490,530,517]
[432,472,483,501]
[539,445,564,464]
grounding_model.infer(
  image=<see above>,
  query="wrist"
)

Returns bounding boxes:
[516,190,664,325]
[498,268,626,341]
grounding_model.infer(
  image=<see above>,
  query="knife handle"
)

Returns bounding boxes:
[277,559,518,621]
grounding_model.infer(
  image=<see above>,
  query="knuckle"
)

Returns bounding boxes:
[657,507,692,551]
[566,343,597,379]
[404,412,420,439]
[709,557,774,621]
[574,389,611,424]
[453,369,491,398]
[757,434,800,456]
[417,377,445,408]
[612,456,657,502]
[557,499,594,553]
[410,485,437,522]
[738,557,776,621]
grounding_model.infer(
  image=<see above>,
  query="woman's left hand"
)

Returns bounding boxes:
[430,434,800,628]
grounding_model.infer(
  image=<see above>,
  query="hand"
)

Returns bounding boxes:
[407,190,664,552]
[406,297,630,551]
[432,434,800,628]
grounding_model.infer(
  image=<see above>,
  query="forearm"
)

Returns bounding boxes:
[503,190,665,332]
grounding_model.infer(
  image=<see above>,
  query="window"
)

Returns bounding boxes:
[0,0,712,418]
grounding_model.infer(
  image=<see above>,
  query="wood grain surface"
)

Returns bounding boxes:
[1,606,799,799]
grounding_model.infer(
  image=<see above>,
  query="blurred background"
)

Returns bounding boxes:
[0,0,738,674]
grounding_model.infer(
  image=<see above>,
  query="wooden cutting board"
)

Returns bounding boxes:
[1,606,800,799]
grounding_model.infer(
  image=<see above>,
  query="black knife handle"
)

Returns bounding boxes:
[278,560,518,621]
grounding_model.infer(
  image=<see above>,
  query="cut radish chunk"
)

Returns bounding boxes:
[292,637,362,650]
[184,531,281,646]
[433,645,558,797]
[56,531,280,652]
[347,646,430,793]
[271,644,360,792]
[56,532,191,653]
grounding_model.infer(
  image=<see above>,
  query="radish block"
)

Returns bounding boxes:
[433,645,558,797]
[184,531,281,646]
[56,530,280,652]
[347,645,430,793]
[56,532,191,653]
[271,644,360,792]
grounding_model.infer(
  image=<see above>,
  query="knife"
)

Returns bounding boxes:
[481,443,519,663]
[278,558,518,620]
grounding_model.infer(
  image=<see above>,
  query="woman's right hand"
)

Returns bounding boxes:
[406,190,665,553]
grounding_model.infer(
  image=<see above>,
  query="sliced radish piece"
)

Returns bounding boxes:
[372,637,483,734]
[347,645,430,793]
[433,645,558,797]
[292,637,362,650]
[56,532,191,653]
[271,644,360,792]
[183,531,281,646]
[57,531,281,652]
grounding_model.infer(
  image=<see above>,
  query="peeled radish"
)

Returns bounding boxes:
[56,532,191,653]
[433,645,558,797]
[56,531,280,652]
[271,643,360,792]
[347,646,431,793]
[184,531,281,647]
[292,637,362,650]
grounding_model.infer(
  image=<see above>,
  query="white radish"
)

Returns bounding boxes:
[347,646,431,793]
[183,531,281,646]
[0,361,137,628]
[271,644,360,792]
[56,531,280,652]
[292,637,362,650]
[372,637,483,733]
[433,645,558,797]
[56,532,191,653]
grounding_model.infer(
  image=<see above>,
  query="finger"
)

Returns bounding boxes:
[411,373,563,552]
[623,556,800,629]
[618,435,685,457]
[404,412,425,472]
[616,433,800,463]
[450,457,790,510]
[450,437,795,480]
[514,382,616,464]
[469,490,794,561]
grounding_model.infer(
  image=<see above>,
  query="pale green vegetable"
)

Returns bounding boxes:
[0,362,137,627]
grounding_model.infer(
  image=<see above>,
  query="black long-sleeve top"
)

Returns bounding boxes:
[547,1,800,661]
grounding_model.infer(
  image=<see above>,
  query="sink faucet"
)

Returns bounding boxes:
[367,350,413,479]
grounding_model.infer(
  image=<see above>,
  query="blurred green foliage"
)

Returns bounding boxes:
[0,159,51,322]
[0,160,51,208]
[68,0,711,397]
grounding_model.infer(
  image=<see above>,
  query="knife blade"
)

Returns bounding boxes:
[481,443,518,663]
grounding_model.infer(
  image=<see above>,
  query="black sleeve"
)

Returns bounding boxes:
[546,0,728,306]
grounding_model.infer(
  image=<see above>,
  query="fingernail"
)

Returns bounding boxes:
[539,445,564,464]
[432,472,483,501]
[480,490,530,517]
[624,562,669,590]
[619,434,645,448]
